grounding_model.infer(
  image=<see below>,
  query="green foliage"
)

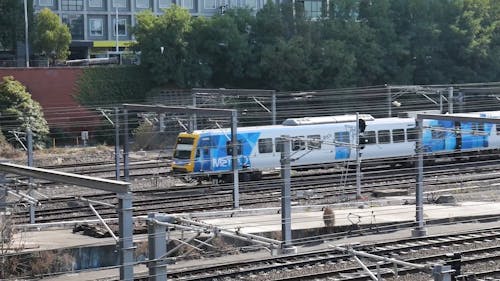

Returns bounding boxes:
[133,6,193,87]
[132,121,156,150]
[0,0,34,51]
[33,8,71,64]
[129,0,500,92]
[75,66,154,106]
[0,76,49,148]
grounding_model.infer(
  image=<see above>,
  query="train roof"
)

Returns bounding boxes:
[192,115,415,134]
[184,110,500,135]
[282,114,375,126]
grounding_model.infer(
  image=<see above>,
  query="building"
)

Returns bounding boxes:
[32,0,272,60]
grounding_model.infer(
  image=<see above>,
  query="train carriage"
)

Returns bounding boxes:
[171,111,500,183]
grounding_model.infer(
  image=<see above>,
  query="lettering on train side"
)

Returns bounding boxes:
[212,156,250,168]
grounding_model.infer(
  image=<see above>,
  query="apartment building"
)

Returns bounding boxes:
[33,0,268,59]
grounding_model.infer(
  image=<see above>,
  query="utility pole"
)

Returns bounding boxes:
[280,136,296,254]
[115,8,119,53]
[24,0,29,67]
[355,113,361,199]
[115,108,120,180]
[27,128,35,223]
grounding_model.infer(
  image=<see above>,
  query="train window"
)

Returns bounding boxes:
[407,128,418,141]
[275,137,285,152]
[174,137,194,159]
[226,140,242,155]
[334,131,349,144]
[258,138,273,153]
[393,129,405,143]
[177,137,194,145]
[378,130,390,144]
[293,136,306,151]
[497,125,500,135]
[364,131,376,144]
[307,135,321,150]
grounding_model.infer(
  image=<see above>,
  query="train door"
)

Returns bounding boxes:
[461,122,487,149]
[197,136,212,172]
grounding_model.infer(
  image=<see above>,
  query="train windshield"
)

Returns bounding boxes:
[174,137,194,159]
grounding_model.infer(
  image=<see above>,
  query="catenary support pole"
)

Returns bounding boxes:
[191,94,197,131]
[27,128,35,223]
[271,91,276,125]
[231,110,239,208]
[448,87,454,114]
[123,109,129,182]
[280,136,293,252]
[355,113,361,199]
[118,192,134,280]
[387,86,392,117]
[412,117,427,237]
[115,107,120,180]
[439,91,443,114]
[0,174,6,212]
[148,213,168,281]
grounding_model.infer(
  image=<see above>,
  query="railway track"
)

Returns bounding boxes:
[137,227,500,280]
[10,159,500,223]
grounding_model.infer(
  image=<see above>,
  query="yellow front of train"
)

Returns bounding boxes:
[171,132,199,173]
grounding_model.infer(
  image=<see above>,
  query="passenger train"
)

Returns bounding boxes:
[171,111,500,182]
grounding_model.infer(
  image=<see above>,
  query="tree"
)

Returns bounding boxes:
[193,11,252,87]
[32,8,71,64]
[0,0,34,53]
[133,6,193,87]
[0,76,49,148]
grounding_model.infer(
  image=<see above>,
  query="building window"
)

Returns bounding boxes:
[136,0,149,8]
[62,14,84,40]
[39,0,54,6]
[113,18,127,36]
[204,0,216,9]
[159,0,170,8]
[112,0,127,8]
[88,0,103,7]
[303,0,321,19]
[62,0,84,10]
[89,18,104,36]
[181,0,193,9]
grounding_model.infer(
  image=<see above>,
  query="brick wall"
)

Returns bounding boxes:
[0,67,99,133]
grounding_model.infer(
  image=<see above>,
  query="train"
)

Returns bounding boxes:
[171,110,500,183]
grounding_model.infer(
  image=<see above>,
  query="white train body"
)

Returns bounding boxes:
[171,111,500,179]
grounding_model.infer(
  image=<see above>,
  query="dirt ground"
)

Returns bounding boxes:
[0,145,166,167]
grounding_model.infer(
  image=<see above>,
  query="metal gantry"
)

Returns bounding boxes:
[0,163,133,280]
[412,113,500,237]
[123,104,241,208]
[192,88,277,126]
